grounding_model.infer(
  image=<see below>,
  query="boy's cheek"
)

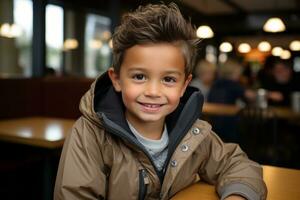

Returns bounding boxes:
[168,93,183,105]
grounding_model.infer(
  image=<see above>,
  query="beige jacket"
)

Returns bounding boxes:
[54,72,267,200]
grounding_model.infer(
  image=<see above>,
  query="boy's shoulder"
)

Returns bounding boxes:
[191,119,213,137]
[70,116,106,141]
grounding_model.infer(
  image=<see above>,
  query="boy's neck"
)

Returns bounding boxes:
[126,117,165,140]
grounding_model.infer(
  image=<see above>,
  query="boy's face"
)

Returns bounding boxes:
[108,43,192,126]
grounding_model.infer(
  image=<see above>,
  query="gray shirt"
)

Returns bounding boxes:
[127,121,168,171]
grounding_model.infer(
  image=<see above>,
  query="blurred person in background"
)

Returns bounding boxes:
[190,59,216,101]
[260,57,300,106]
[207,59,256,143]
[257,56,276,89]
[208,59,256,105]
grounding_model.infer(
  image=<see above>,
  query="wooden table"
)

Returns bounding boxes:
[203,103,239,116]
[0,117,75,200]
[0,117,75,148]
[171,165,300,200]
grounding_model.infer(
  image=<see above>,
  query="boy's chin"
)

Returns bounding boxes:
[135,114,167,124]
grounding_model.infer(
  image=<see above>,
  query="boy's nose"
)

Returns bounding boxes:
[144,81,161,97]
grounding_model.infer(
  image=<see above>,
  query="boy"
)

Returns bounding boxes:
[54,3,267,200]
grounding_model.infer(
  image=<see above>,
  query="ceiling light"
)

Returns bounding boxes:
[238,43,251,53]
[196,25,214,39]
[219,42,233,53]
[263,17,286,33]
[280,50,291,59]
[258,41,271,52]
[272,46,283,56]
[289,40,300,51]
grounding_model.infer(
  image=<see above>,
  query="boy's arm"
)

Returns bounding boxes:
[54,117,108,200]
[199,130,267,200]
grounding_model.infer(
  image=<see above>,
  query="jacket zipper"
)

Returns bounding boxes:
[103,164,111,199]
[138,169,149,200]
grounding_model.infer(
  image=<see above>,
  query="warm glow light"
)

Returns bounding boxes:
[17,128,33,138]
[206,53,216,63]
[0,23,21,38]
[108,39,113,49]
[0,23,11,37]
[290,40,300,51]
[218,53,228,63]
[196,25,214,39]
[280,50,291,59]
[258,41,271,52]
[102,31,111,40]
[263,17,286,33]
[63,38,78,50]
[238,43,251,53]
[89,39,103,49]
[45,124,63,141]
[219,42,233,52]
[272,46,283,56]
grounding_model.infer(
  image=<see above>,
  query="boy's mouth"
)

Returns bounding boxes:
[138,102,165,112]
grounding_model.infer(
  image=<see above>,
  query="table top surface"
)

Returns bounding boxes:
[0,117,75,148]
[171,165,300,200]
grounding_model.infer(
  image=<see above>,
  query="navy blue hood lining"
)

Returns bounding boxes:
[93,72,131,134]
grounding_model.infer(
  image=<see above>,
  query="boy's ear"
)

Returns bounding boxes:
[108,68,122,92]
[180,74,192,97]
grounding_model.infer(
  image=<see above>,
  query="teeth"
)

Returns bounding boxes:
[140,103,162,108]
[144,104,160,108]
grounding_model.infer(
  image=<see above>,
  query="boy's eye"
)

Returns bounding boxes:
[163,76,177,83]
[132,74,146,81]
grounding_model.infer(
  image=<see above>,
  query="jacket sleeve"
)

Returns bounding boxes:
[198,130,267,200]
[54,117,108,200]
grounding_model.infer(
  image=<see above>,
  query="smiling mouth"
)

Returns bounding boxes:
[138,102,165,112]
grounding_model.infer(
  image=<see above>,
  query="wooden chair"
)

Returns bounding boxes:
[237,106,278,165]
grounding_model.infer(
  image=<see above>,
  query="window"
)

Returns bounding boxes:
[0,0,33,77]
[1,1,112,78]
[46,4,64,75]
[85,14,111,78]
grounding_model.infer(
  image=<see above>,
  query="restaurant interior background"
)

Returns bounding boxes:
[0,0,300,199]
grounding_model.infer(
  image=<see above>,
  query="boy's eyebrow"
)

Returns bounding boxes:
[163,70,183,75]
[127,67,146,72]
[127,67,184,75]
